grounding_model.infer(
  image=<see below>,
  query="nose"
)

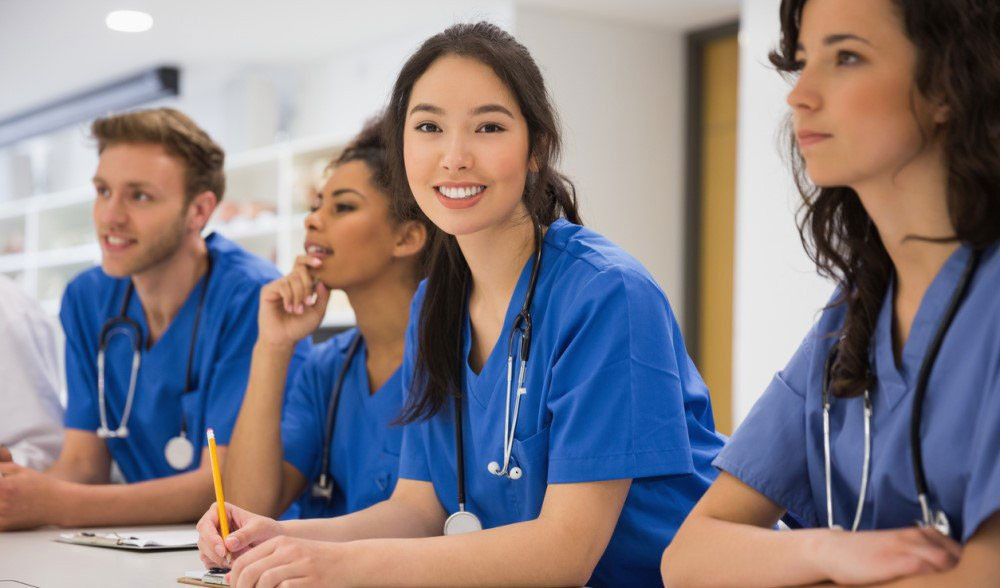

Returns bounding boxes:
[786,68,822,113]
[441,133,473,172]
[305,205,323,232]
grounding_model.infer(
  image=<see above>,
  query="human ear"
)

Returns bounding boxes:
[186,191,219,232]
[392,220,428,259]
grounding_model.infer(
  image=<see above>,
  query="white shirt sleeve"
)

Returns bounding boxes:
[0,277,64,470]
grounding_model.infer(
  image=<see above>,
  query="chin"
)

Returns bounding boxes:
[100,259,134,278]
[803,161,854,189]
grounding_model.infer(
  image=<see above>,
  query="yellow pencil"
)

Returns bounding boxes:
[206,429,231,546]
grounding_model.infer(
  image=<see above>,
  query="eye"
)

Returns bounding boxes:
[477,123,506,133]
[415,122,441,133]
[334,203,356,213]
[836,50,862,66]
[132,191,152,202]
[309,196,322,212]
[95,187,111,198]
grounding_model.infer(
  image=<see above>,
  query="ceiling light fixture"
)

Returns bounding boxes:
[105,10,154,33]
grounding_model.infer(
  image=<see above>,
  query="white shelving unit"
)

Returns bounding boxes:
[0,134,355,327]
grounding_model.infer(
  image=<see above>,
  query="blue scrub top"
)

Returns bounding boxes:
[281,329,403,519]
[61,233,311,483]
[716,243,1000,543]
[398,219,725,587]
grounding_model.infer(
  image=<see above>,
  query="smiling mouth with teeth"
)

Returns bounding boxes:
[103,234,137,249]
[305,244,333,256]
[436,185,486,199]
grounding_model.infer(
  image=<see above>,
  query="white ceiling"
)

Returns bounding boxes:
[0,0,737,120]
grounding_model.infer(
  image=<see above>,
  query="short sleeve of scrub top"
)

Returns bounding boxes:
[61,275,102,432]
[962,361,1000,542]
[546,266,698,482]
[712,321,825,526]
[281,344,331,484]
[398,292,431,483]
[716,243,1000,542]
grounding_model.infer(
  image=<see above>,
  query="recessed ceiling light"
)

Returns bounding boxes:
[105,10,154,33]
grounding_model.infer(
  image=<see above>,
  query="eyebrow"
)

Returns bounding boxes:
[407,102,515,119]
[92,177,157,190]
[409,103,444,116]
[331,188,367,200]
[471,104,514,118]
[796,33,873,52]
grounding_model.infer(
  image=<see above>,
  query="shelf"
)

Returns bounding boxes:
[0,252,28,273]
[36,243,100,268]
[0,132,353,327]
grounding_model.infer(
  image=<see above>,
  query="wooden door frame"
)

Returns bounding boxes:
[683,20,739,361]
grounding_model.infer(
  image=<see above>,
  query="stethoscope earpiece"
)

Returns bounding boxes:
[509,466,522,480]
[487,461,501,475]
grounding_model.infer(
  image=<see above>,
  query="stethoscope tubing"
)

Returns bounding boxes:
[822,248,980,534]
[453,223,543,526]
[96,256,213,444]
[313,332,363,498]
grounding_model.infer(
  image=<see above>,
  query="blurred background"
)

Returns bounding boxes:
[0,0,832,435]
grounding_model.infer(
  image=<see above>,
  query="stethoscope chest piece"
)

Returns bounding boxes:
[165,434,195,470]
[443,510,483,535]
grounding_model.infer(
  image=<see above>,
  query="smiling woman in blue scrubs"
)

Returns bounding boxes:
[217,118,428,523]
[196,22,724,587]
[662,0,1000,586]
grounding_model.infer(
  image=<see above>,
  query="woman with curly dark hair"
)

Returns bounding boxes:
[662,0,1000,585]
[202,116,429,528]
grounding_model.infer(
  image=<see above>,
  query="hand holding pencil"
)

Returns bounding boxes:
[197,429,283,570]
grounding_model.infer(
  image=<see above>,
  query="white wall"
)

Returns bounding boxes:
[731,0,832,424]
[515,5,687,317]
[292,3,516,142]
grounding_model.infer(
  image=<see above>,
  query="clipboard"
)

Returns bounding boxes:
[55,529,199,551]
[178,569,229,586]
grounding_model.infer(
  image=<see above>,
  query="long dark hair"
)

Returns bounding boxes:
[384,22,581,421]
[772,0,1000,396]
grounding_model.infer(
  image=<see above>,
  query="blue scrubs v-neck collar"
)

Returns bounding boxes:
[872,244,972,411]
[461,230,546,410]
[122,250,214,359]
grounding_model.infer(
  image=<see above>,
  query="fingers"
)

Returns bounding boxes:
[285,270,311,315]
[225,515,268,554]
[231,538,278,588]
[897,528,960,574]
[292,256,323,309]
[196,505,228,568]
[917,525,963,560]
[0,445,12,462]
[256,563,305,588]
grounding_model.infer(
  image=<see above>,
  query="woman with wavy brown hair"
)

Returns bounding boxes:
[662,0,1000,585]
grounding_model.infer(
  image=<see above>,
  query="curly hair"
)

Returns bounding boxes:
[771,0,1000,396]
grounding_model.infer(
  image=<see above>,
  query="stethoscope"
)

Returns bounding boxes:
[444,224,543,536]
[311,332,363,501]
[96,256,213,471]
[821,248,979,537]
